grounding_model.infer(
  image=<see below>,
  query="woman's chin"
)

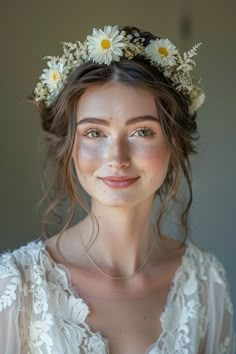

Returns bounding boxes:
[92,193,155,209]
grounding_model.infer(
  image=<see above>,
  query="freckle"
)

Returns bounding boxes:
[144,316,147,320]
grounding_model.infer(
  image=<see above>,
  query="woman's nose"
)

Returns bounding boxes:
[106,138,131,170]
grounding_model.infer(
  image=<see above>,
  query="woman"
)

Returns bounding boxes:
[0,25,235,353]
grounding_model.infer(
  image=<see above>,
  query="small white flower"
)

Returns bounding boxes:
[145,38,178,67]
[87,25,125,65]
[34,82,48,102]
[163,67,174,78]
[41,59,65,92]
[189,92,206,115]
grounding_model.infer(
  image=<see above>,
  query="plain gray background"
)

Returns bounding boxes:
[0,0,235,334]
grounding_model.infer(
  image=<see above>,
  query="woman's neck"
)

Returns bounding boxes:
[77,198,157,277]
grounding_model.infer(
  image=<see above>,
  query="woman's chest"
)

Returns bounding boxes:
[69,271,172,354]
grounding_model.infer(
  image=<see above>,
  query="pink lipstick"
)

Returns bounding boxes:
[99,176,140,189]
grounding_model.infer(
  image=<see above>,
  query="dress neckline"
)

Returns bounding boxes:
[38,237,192,354]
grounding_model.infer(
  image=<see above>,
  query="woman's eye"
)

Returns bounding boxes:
[133,128,155,137]
[83,129,104,139]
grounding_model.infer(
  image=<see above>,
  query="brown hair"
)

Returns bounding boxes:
[32,26,199,247]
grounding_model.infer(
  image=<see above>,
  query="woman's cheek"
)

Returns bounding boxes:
[76,142,104,171]
[134,142,170,166]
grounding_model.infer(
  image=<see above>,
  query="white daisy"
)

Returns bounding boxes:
[86,25,125,65]
[40,59,65,92]
[145,38,178,67]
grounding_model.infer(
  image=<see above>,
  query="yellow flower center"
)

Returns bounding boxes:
[51,71,61,82]
[158,47,169,57]
[101,39,111,49]
[52,72,58,81]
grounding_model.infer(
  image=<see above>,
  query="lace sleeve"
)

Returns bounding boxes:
[0,256,21,353]
[200,253,235,354]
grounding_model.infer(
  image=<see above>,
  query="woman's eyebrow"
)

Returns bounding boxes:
[76,115,160,126]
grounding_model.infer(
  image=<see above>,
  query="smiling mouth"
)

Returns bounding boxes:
[98,176,140,189]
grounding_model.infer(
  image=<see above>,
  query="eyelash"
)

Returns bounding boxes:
[83,129,104,139]
[133,128,155,137]
[82,127,156,139]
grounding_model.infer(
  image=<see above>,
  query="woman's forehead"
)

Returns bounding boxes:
[76,81,158,122]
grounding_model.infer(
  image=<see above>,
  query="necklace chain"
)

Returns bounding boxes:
[56,226,156,280]
[80,227,156,280]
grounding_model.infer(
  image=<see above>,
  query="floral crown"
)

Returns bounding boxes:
[34,25,205,115]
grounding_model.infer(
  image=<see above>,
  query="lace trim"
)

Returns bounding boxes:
[0,277,19,311]
[41,241,110,352]
[40,238,192,352]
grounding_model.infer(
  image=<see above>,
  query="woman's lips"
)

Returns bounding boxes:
[98,176,140,189]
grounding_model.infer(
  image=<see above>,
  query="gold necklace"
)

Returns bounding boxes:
[79,228,156,280]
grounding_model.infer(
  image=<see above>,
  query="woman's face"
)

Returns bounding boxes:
[72,81,171,208]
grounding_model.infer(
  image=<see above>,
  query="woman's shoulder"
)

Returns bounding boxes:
[186,239,229,282]
[0,239,43,313]
[0,238,44,279]
[183,240,233,311]
[161,236,227,282]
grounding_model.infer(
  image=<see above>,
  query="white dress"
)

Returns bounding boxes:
[0,238,235,354]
